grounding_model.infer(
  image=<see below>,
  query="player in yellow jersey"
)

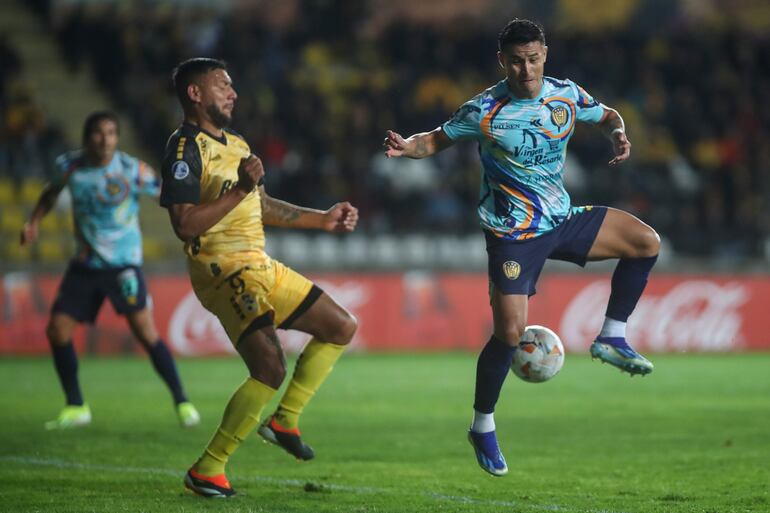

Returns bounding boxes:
[160,58,359,498]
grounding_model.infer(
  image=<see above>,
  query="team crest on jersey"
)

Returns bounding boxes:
[172,161,190,180]
[539,98,575,139]
[551,106,568,128]
[503,261,521,280]
[97,174,129,204]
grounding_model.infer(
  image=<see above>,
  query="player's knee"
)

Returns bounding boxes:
[134,330,159,349]
[268,363,287,388]
[46,318,72,346]
[253,359,286,389]
[636,227,660,258]
[498,324,526,347]
[127,311,158,347]
[331,311,357,346]
[315,309,357,346]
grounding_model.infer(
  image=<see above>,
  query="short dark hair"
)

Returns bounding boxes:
[498,19,546,50]
[172,57,227,107]
[82,111,119,144]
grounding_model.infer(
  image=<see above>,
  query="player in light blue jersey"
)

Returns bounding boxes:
[21,111,200,430]
[384,19,660,476]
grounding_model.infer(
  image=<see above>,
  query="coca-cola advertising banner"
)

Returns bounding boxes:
[1,272,768,355]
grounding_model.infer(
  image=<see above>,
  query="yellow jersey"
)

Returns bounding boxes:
[160,123,269,277]
[160,122,317,342]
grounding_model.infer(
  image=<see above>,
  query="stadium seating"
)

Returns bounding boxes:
[1,2,768,264]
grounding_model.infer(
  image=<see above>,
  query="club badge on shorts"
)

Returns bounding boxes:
[503,261,520,280]
[118,268,139,305]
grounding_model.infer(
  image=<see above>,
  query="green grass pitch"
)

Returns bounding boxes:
[1,352,769,512]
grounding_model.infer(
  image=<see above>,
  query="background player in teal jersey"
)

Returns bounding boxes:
[383,19,660,477]
[21,111,200,430]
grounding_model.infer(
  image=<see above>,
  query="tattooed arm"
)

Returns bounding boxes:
[383,127,454,159]
[260,186,359,232]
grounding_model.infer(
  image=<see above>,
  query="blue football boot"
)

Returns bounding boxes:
[468,430,508,476]
[590,336,654,376]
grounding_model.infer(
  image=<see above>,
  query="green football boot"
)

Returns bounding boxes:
[45,404,92,430]
[177,402,201,428]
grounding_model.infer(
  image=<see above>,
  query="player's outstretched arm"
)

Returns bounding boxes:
[597,106,631,166]
[20,183,63,245]
[383,127,454,159]
[260,188,359,232]
[138,161,162,201]
[167,154,263,241]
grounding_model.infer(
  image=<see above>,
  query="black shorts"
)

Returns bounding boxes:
[51,262,148,323]
[486,206,608,296]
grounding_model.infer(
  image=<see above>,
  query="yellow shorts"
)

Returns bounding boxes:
[189,256,316,344]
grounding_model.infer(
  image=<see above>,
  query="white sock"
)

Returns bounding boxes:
[599,317,626,338]
[470,410,495,433]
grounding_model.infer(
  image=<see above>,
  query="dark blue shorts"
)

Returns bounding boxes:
[486,206,608,296]
[51,262,148,323]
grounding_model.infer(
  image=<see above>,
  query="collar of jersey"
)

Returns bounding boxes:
[503,79,545,104]
[73,151,118,172]
[182,121,228,145]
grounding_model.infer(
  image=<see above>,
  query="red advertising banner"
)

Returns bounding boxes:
[1,272,768,355]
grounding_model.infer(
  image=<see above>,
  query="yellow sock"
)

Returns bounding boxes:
[196,377,277,476]
[274,339,346,430]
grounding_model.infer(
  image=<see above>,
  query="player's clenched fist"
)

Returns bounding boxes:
[236,154,264,193]
[322,202,359,233]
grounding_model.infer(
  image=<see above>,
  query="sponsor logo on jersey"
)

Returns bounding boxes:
[491,122,520,130]
[172,161,190,180]
[503,260,521,280]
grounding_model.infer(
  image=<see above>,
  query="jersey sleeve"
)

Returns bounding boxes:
[160,132,203,207]
[441,97,483,141]
[50,153,75,189]
[571,81,605,124]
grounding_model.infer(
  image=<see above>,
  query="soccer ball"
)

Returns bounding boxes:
[510,325,565,383]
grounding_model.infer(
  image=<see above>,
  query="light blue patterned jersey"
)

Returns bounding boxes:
[52,150,159,268]
[442,77,605,240]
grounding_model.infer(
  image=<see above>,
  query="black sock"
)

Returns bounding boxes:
[473,335,516,414]
[145,340,187,404]
[606,255,658,322]
[51,342,83,406]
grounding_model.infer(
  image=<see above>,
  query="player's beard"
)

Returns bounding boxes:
[206,104,232,129]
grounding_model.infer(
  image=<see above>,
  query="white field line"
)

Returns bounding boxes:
[2,455,627,513]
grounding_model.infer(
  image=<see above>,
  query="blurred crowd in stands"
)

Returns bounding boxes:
[3,0,769,260]
[0,35,67,184]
